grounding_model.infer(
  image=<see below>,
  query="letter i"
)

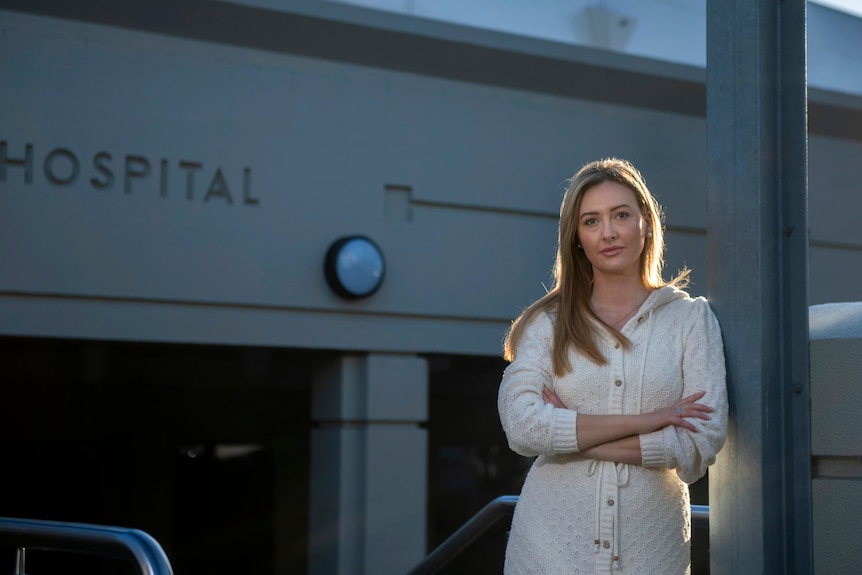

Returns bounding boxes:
[160,159,168,198]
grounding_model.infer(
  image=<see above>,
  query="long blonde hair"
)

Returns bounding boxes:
[503,158,688,375]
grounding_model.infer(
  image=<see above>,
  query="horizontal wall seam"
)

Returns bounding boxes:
[0,290,513,325]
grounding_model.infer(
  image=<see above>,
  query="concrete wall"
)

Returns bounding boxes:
[809,302,862,574]
[3,2,860,357]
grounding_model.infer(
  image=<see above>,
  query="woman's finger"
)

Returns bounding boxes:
[542,386,566,408]
[681,391,707,402]
[674,405,710,423]
[670,412,700,432]
[679,420,699,432]
[688,403,714,413]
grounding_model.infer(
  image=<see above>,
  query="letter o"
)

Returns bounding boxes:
[44,148,80,185]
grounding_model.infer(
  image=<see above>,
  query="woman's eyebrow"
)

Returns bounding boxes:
[579,203,635,218]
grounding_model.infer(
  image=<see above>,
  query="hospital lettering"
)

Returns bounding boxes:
[0,141,260,206]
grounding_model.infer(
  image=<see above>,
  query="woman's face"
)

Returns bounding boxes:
[576,181,650,280]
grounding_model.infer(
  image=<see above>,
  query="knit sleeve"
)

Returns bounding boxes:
[639,298,728,483]
[497,312,580,457]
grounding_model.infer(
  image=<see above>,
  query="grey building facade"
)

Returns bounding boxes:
[1,1,861,573]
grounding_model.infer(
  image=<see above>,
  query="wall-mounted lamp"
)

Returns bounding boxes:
[324,235,386,299]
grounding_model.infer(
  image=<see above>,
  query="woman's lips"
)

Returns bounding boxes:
[601,246,623,256]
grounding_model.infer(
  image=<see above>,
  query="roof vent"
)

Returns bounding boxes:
[582,5,637,51]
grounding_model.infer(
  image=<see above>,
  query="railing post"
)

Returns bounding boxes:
[14,548,26,575]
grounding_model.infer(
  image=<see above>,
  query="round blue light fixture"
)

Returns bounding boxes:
[324,235,386,299]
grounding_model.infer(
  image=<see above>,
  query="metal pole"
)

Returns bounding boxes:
[14,548,26,575]
[706,0,812,573]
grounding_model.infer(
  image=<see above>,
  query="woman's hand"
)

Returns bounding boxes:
[542,386,567,409]
[642,390,713,434]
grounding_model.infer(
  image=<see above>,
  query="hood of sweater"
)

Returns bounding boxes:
[637,284,691,319]
[591,284,690,338]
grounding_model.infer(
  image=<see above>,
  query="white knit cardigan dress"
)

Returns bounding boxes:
[498,285,728,574]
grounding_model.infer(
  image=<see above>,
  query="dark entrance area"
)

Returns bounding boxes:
[0,337,312,574]
[426,354,530,574]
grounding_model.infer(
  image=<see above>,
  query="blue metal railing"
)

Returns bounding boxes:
[407,496,709,575]
[0,516,173,575]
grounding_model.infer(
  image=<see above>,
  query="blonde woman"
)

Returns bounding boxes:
[498,158,728,574]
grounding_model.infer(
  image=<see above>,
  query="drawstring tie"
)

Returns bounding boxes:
[587,460,630,567]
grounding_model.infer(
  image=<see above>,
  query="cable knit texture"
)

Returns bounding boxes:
[498,285,728,574]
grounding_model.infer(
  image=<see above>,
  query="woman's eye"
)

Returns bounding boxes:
[616,212,629,219]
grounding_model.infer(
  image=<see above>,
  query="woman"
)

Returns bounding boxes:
[498,158,727,574]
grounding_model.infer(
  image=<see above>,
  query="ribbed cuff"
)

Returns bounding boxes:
[640,428,668,468]
[552,408,579,453]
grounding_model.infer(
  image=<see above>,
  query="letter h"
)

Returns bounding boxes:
[0,142,34,184]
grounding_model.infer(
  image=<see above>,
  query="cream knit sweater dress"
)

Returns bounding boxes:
[498,286,728,574]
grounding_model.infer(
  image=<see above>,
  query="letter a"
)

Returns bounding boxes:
[203,169,234,204]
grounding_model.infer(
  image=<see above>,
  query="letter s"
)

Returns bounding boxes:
[91,152,114,189]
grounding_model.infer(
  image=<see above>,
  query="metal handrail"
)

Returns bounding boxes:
[0,516,173,575]
[407,495,518,575]
[691,504,710,529]
[407,496,710,575]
